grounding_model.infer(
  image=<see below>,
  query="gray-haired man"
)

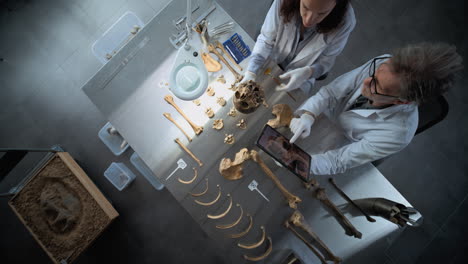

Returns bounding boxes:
[289,42,463,175]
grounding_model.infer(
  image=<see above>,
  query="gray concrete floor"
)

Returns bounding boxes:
[0,0,466,263]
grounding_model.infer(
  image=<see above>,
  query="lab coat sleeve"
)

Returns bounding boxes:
[247,0,282,74]
[310,134,410,175]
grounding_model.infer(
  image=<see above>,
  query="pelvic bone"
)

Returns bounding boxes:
[219,148,251,180]
[267,104,293,128]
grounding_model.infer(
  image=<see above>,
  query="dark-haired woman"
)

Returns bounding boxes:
[242,0,355,95]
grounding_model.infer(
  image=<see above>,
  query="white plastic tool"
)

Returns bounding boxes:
[166,158,187,180]
[248,180,270,202]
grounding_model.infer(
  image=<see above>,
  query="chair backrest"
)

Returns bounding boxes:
[415,95,449,135]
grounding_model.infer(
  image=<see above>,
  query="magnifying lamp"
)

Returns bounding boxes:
[169,0,208,101]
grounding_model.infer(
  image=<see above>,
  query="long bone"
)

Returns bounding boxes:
[286,210,341,264]
[208,43,242,83]
[164,95,203,135]
[328,178,376,223]
[163,112,192,142]
[215,41,243,72]
[250,150,302,209]
[315,188,362,239]
[174,138,203,167]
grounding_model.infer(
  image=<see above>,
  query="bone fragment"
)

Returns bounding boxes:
[201,52,222,72]
[219,148,250,180]
[216,75,226,84]
[286,210,341,264]
[224,134,235,144]
[174,138,203,167]
[228,107,237,117]
[205,107,214,118]
[164,95,203,135]
[193,99,201,106]
[208,42,242,83]
[315,188,362,239]
[250,150,301,209]
[216,41,243,72]
[243,237,272,261]
[328,178,376,222]
[163,112,193,142]
[267,104,293,128]
[212,119,224,130]
[236,119,247,129]
[217,96,226,106]
[304,179,319,190]
[206,86,215,96]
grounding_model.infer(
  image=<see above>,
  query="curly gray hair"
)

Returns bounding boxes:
[392,42,463,103]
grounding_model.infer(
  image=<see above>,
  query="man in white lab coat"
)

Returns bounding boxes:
[242,0,356,95]
[289,43,463,175]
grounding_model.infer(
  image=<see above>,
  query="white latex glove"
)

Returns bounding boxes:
[277,66,313,92]
[289,114,315,143]
[240,71,257,84]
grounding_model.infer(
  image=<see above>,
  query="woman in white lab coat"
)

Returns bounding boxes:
[243,0,356,95]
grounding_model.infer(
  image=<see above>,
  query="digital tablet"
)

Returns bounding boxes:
[256,125,311,182]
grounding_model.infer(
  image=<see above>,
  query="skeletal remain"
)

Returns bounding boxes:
[217,96,226,106]
[286,210,341,264]
[193,99,201,106]
[164,95,203,135]
[238,226,266,249]
[208,42,242,82]
[315,188,362,239]
[212,119,224,130]
[205,107,215,118]
[216,75,226,84]
[236,119,247,129]
[224,134,235,144]
[229,83,236,91]
[174,138,203,167]
[130,25,140,34]
[216,41,243,72]
[195,184,221,206]
[228,107,237,117]
[190,178,209,197]
[216,204,243,229]
[243,237,273,262]
[328,178,376,223]
[178,167,198,184]
[201,52,222,72]
[233,80,265,114]
[229,214,253,238]
[206,86,215,96]
[40,181,81,234]
[107,126,128,149]
[163,112,193,142]
[219,148,251,181]
[207,194,232,219]
[304,179,319,190]
[267,104,293,128]
[250,150,302,209]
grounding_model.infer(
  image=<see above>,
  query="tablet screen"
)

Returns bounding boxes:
[256,125,311,182]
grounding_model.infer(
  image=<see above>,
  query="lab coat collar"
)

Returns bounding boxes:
[349,103,417,119]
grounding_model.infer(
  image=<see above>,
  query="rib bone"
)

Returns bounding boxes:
[163,112,192,142]
[286,210,341,264]
[174,138,203,167]
[250,150,301,209]
[164,95,203,135]
[315,188,362,239]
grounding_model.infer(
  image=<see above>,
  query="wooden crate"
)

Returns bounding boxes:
[9,152,119,263]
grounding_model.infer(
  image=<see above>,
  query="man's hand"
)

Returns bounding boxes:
[289,114,315,143]
[240,71,257,84]
[277,66,313,92]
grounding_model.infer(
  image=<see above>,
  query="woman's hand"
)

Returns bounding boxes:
[277,66,313,92]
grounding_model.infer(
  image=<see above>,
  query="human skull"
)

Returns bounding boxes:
[40,181,82,234]
[233,80,264,114]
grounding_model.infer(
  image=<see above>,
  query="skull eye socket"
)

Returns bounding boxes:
[240,102,249,109]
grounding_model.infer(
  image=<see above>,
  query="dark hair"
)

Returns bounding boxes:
[280,0,349,34]
[391,42,463,103]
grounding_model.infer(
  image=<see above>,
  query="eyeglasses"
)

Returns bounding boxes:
[368,56,402,100]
